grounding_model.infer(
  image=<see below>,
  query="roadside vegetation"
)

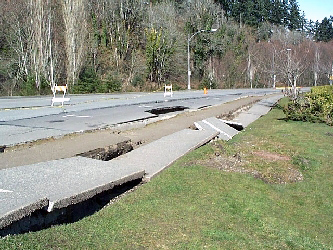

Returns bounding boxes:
[1,97,332,249]
[284,85,333,126]
[1,0,333,96]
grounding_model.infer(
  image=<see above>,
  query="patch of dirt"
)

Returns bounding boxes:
[252,151,291,161]
[192,143,303,184]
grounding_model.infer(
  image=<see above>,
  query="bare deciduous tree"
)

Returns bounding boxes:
[62,0,88,85]
[30,0,58,89]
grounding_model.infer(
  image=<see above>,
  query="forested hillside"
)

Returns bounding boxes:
[0,0,332,96]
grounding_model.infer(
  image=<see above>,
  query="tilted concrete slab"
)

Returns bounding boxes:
[0,157,145,229]
[193,95,283,139]
[194,117,239,141]
[205,117,239,139]
[114,128,219,180]
[0,128,218,230]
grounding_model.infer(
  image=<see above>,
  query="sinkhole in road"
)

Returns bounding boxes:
[77,140,134,161]
[146,106,188,115]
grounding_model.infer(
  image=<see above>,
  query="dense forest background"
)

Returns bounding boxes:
[0,0,333,96]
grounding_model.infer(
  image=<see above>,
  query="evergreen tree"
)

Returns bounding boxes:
[215,0,233,18]
[315,17,333,42]
[288,0,302,30]
[282,0,289,27]
[270,0,284,25]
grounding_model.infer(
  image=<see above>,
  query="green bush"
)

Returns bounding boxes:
[71,67,100,94]
[131,74,145,90]
[19,76,38,96]
[199,76,217,89]
[104,74,122,92]
[72,68,123,94]
[284,86,333,126]
[20,75,51,96]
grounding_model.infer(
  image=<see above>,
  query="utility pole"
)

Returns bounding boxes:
[330,61,333,86]
[187,28,217,90]
[272,50,276,88]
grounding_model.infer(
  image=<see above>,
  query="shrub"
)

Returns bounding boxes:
[131,74,145,90]
[199,76,217,89]
[19,76,38,96]
[72,67,100,94]
[284,86,333,126]
[104,74,122,92]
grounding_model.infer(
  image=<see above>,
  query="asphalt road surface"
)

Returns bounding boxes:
[0,88,280,148]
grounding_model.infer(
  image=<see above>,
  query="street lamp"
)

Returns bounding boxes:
[286,48,291,86]
[187,28,218,90]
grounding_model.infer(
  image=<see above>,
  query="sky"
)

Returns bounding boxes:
[298,0,333,22]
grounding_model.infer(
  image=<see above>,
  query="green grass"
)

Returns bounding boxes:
[1,99,333,249]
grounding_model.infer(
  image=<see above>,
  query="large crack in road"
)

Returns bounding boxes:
[0,95,270,170]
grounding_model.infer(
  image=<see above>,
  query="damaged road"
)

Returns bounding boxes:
[0,90,283,237]
[1,94,277,170]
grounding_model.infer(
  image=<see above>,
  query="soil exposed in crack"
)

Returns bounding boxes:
[77,140,134,161]
[0,95,272,170]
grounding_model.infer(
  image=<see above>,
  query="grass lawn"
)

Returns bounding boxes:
[1,98,333,249]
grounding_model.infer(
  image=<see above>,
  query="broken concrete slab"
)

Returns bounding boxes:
[0,156,145,230]
[194,117,239,141]
[0,127,218,233]
[114,128,219,179]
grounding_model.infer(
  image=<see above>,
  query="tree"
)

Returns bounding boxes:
[270,0,285,25]
[315,17,333,42]
[276,43,310,98]
[0,0,58,95]
[185,0,223,83]
[29,0,57,90]
[147,1,183,84]
[313,44,320,86]
[62,0,88,86]
[145,28,174,84]
[288,0,302,31]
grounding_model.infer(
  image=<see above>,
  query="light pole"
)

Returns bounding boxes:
[272,50,276,88]
[187,28,217,90]
[286,48,291,86]
[330,60,333,86]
